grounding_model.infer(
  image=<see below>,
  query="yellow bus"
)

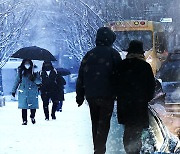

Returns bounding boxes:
[105,20,168,74]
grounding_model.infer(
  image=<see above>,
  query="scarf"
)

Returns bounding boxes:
[126,53,145,61]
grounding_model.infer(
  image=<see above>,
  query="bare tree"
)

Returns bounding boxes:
[0,0,36,68]
[45,0,131,65]
[43,0,174,67]
[45,0,105,65]
[0,0,36,93]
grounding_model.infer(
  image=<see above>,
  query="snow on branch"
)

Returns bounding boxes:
[0,0,36,68]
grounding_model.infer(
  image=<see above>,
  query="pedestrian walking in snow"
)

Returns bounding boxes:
[12,59,41,125]
[116,40,155,154]
[56,74,66,112]
[76,27,122,154]
[40,61,65,120]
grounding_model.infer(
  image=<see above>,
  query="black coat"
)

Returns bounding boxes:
[76,47,121,100]
[40,69,66,101]
[116,57,155,126]
[76,27,122,101]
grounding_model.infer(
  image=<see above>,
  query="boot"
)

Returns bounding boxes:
[30,109,36,124]
[31,118,36,124]
[22,121,27,125]
[51,113,56,120]
[43,106,49,120]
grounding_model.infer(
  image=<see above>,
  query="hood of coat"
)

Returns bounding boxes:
[42,61,54,71]
[95,27,116,46]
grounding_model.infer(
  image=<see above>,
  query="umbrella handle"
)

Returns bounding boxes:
[32,65,34,74]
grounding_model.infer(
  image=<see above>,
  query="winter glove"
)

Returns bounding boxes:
[12,92,15,97]
[76,96,84,107]
[77,102,83,107]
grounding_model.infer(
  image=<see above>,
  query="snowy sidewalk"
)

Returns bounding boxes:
[0,93,93,154]
[0,92,125,154]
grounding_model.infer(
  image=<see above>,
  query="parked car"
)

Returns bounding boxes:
[106,105,180,154]
[147,106,179,153]
[156,50,180,104]
[155,50,180,137]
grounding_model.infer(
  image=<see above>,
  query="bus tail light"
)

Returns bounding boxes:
[140,21,146,25]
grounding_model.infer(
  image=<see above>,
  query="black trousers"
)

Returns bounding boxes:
[123,122,144,154]
[41,92,58,119]
[87,98,114,154]
[123,113,150,154]
[22,109,36,122]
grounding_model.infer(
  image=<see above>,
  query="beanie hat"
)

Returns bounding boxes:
[127,40,144,54]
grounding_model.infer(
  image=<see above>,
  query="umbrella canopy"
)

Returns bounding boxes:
[11,46,56,61]
[56,67,71,76]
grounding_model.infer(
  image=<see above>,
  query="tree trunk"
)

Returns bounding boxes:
[0,69,3,95]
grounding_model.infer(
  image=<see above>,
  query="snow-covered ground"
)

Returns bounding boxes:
[0,92,125,154]
[0,93,93,154]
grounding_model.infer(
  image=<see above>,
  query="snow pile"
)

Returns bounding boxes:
[141,127,157,153]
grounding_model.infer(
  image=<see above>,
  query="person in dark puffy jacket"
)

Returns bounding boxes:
[40,61,65,120]
[76,27,122,154]
[116,40,155,154]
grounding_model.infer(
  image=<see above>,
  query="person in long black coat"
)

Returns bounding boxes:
[40,61,65,120]
[116,40,155,154]
[76,27,122,154]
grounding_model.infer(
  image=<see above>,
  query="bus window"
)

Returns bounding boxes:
[105,20,168,74]
[114,30,153,51]
[155,32,167,53]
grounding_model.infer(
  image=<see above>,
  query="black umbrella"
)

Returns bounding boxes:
[56,68,71,76]
[11,46,56,61]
